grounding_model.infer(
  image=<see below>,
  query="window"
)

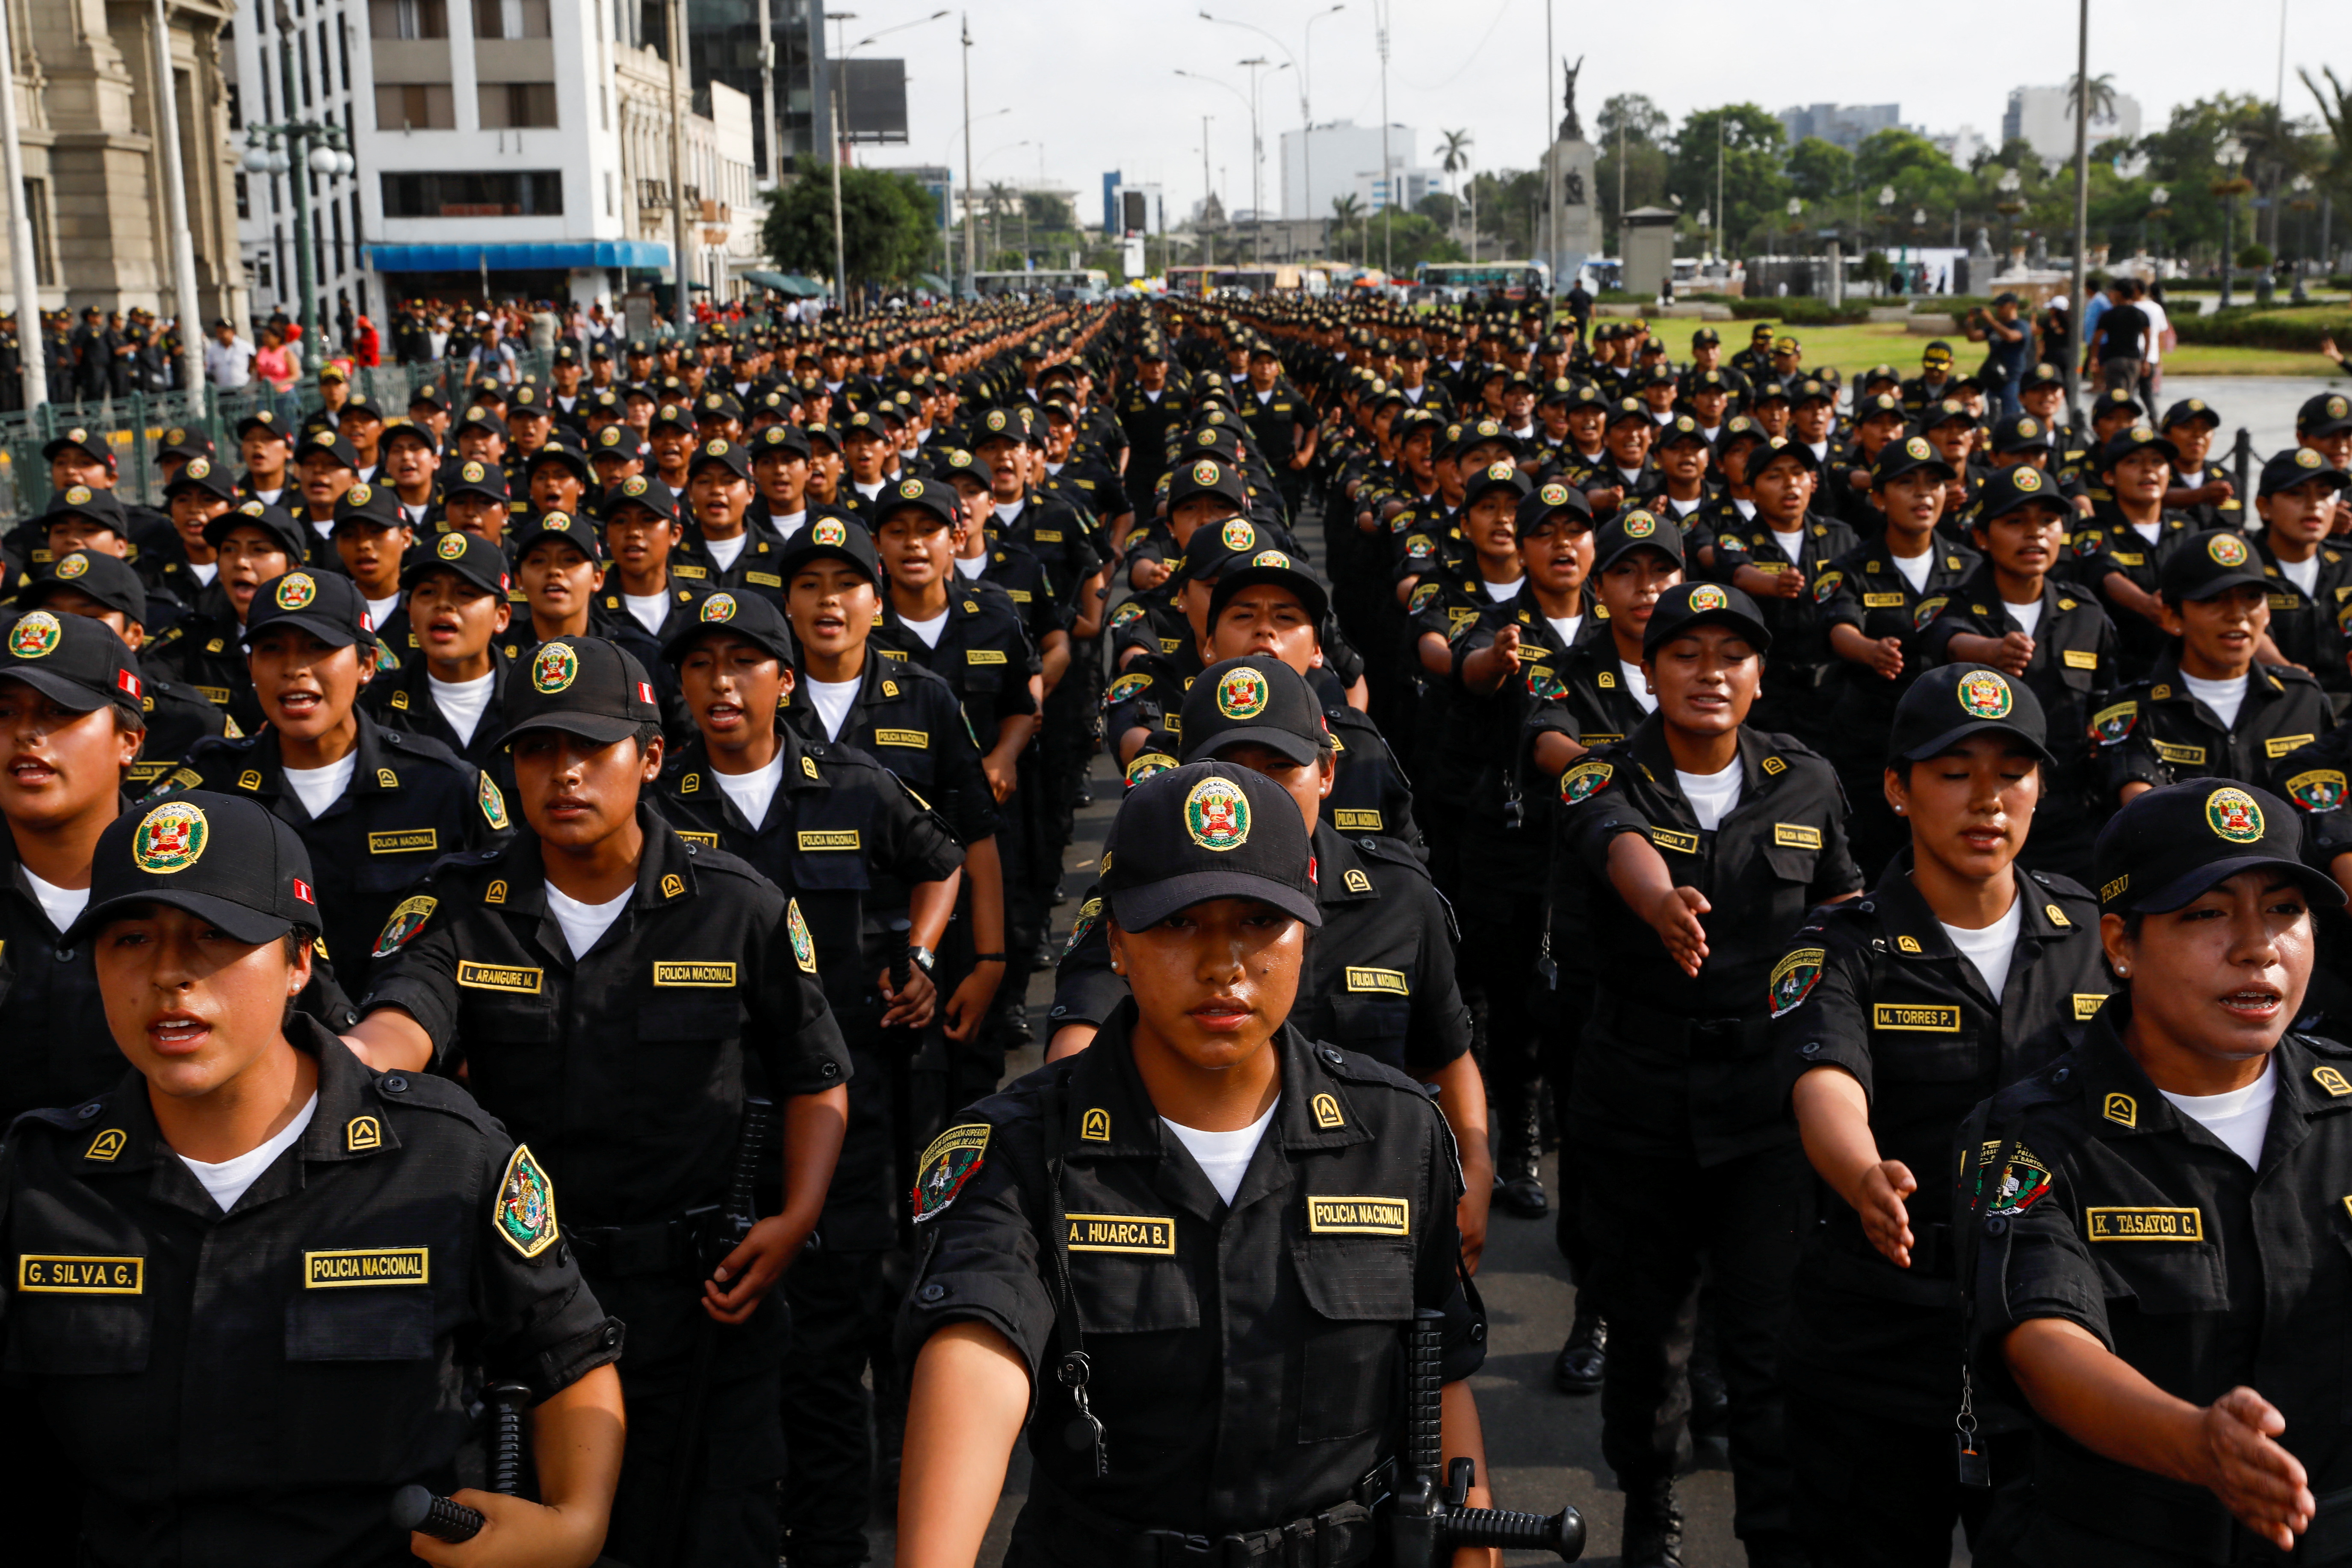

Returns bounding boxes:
[371,0,448,38]
[605,171,615,217]
[476,82,557,128]
[381,170,563,217]
[375,83,455,129]
[23,179,54,287]
[473,0,550,39]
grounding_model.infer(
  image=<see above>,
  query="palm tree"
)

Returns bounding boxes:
[1331,192,1363,267]
[2066,71,2118,125]
[1439,129,1473,254]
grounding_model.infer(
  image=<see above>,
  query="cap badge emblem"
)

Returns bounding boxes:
[1192,459,1221,487]
[2205,786,2264,844]
[1958,669,2013,720]
[701,592,738,622]
[532,641,580,694]
[1622,511,1656,538]
[1216,666,1269,720]
[1687,585,1729,612]
[9,609,63,659]
[55,554,89,581]
[1220,518,1254,552]
[2015,467,2043,492]
[1184,775,1252,853]
[813,519,848,546]
[2207,534,2249,567]
[133,800,208,874]
[436,533,467,561]
[274,573,318,610]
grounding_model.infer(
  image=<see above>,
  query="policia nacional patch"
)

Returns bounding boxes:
[913,1123,990,1222]
[495,1144,561,1258]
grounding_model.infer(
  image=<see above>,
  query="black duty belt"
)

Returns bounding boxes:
[1024,1469,1383,1568]
[565,1205,717,1277]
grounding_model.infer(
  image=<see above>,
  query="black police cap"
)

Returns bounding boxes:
[874,475,960,531]
[688,437,751,481]
[1991,414,2056,455]
[499,635,662,749]
[2297,392,2352,440]
[40,424,112,466]
[165,454,239,502]
[297,428,360,471]
[1206,549,1330,634]
[157,426,214,462]
[41,485,129,536]
[774,515,881,586]
[332,481,406,532]
[753,423,813,461]
[1460,461,1532,514]
[1099,760,1321,932]
[203,499,307,558]
[443,458,511,503]
[245,570,378,650]
[2160,398,2222,432]
[591,425,649,462]
[510,509,603,563]
[22,549,148,626]
[1747,435,1822,476]
[403,530,511,597]
[600,474,680,526]
[1974,464,2068,524]
[1885,663,2051,767]
[1176,515,1271,585]
[1641,581,1773,658]
[660,587,796,665]
[2095,780,2343,914]
[1872,434,1957,488]
[0,605,144,712]
[65,792,323,946]
[1593,509,1685,573]
[2259,445,2349,498]
[526,440,595,485]
[1168,454,1250,511]
[1516,477,1594,536]
[2160,529,2268,602]
[1180,656,1326,768]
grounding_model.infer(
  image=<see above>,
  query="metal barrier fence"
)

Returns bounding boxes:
[0,349,562,517]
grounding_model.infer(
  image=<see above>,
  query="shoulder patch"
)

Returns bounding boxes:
[2091,700,2138,746]
[1770,947,1826,1019]
[371,894,437,958]
[911,1122,990,1222]
[493,1143,560,1258]
[786,898,818,974]
[1560,760,1612,803]
[478,772,510,830]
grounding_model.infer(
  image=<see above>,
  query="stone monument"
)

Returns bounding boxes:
[1542,56,1599,289]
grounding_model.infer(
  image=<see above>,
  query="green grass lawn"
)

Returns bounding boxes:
[1659,318,2341,379]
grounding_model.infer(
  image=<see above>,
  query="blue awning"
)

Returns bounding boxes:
[364,241,672,272]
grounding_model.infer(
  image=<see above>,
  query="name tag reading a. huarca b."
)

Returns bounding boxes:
[1064,1214,1177,1255]
[1306,1196,1411,1236]
[304,1248,429,1287]
[2086,1207,2206,1242]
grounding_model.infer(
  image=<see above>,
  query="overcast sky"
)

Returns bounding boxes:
[856,0,2342,219]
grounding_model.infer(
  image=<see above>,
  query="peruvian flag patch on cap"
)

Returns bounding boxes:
[636,681,654,704]
[292,877,315,905]
[115,668,142,700]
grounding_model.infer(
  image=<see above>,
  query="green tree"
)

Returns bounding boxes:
[1671,104,1789,255]
[1596,142,1672,248]
[762,158,938,298]
[1023,191,1073,231]
[1597,92,1668,147]
[1786,137,1854,204]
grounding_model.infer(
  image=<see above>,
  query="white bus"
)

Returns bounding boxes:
[969,269,1110,301]
[1412,260,1551,301]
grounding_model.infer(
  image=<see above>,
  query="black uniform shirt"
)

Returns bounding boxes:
[2066,514,2201,676]
[2254,538,2352,697]
[670,517,792,611]
[2095,652,2335,800]
[901,1004,1480,1536]
[873,584,1041,755]
[361,808,848,1229]
[1921,573,2122,810]
[156,713,508,995]
[146,584,262,735]
[1049,822,1469,1078]
[1817,537,1984,731]
[1962,1008,2352,1568]
[125,657,234,794]
[1557,720,1862,1160]
[779,652,1002,848]
[0,1022,622,1568]
[1711,512,1861,680]
[1769,855,2107,1420]
[362,644,520,780]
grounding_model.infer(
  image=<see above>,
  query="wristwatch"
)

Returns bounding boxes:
[908,944,937,976]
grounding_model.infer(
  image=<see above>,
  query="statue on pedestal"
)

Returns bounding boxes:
[1559,56,1584,143]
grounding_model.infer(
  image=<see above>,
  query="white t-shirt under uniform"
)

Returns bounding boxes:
[1161,1101,1276,1206]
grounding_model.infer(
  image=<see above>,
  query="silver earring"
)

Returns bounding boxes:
[2116,965,2129,976]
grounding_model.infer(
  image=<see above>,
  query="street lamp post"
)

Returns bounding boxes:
[1199,6,1341,245]
[1240,56,1269,265]
[2291,173,2316,300]
[2145,185,2171,266]
[0,0,46,409]
[1876,184,1895,285]
[948,103,1008,293]
[243,0,354,358]
[2215,135,2249,309]
[831,10,950,315]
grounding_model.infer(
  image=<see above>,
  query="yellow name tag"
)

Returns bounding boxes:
[2110,551,2145,566]
[1332,809,1384,830]
[196,685,232,704]
[2062,649,2098,669]
[2072,993,2110,1021]
[1065,1213,1177,1254]
[303,1248,429,1287]
[1751,560,1788,574]
[671,563,709,578]
[2085,1206,2205,1243]
[966,649,1008,664]
[1033,530,1064,543]
[1306,1196,1411,1236]
[798,830,861,850]
[652,961,737,987]
[1774,823,1822,849]
[2153,741,2207,766]
[1873,1004,1962,1032]
[1862,592,1906,608]
[874,728,928,747]
[1345,967,1410,995]
[1649,827,1699,854]
[18,1255,143,1294]
[129,760,172,784]
[2266,734,2317,759]
[457,961,544,994]
[745,571,782,587]
[367,829,438,855]
[676,830,720,847]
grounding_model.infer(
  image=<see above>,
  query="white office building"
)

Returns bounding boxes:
[226,1,371,339]
[1279,120,1432,221]
[2003,84,2142,169]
